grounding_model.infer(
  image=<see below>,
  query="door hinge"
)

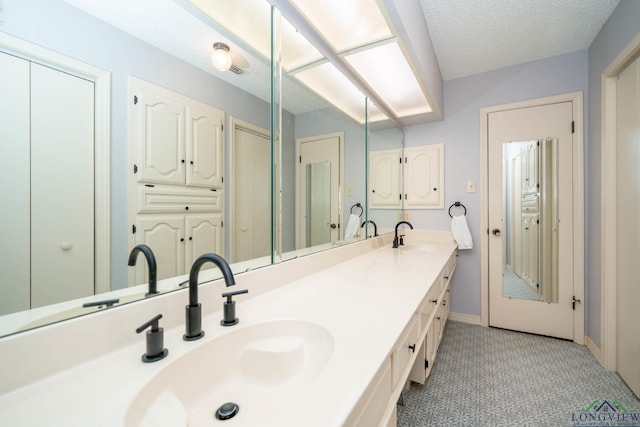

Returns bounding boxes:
[133,95,138,105]
[221,176,224,183]
[399,193,402,200]
[133,164,138,174]
[425,359,429,369]
[221,124,224,131]
[404,193,407,200]
[572,295,581,310]
[536,219,539,224]
[399,157,402,164]
[132,224,136,234]
[221,220,224,227]
[571,120,575,134]
[299,155,302,163]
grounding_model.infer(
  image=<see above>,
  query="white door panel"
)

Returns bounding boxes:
[0,52,31,314]
[488,102,574,339]
[615,56,640,398]
[30,63,95,307]
[186,105,223,188]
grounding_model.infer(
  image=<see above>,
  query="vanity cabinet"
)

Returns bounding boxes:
[353,247,457,426]
[128,78,225,284]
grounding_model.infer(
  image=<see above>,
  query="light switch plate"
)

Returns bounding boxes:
[466,180,476,193]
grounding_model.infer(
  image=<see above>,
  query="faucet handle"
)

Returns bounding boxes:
[136,314,168,363]
[220,289,249,327]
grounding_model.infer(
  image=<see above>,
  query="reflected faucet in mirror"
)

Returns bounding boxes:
[128,245,158,297]
[393,221,414,248]
[361,220,378,237]
[184,253,236,341]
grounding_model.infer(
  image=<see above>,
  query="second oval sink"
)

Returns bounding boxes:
[127,319,334,426]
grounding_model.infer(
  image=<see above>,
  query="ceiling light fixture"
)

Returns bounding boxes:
[211,42,232,72]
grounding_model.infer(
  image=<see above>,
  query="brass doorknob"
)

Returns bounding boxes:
[492,228,501,236]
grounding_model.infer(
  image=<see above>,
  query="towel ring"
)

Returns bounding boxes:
[448,202,467,218]
[350,202,363,217]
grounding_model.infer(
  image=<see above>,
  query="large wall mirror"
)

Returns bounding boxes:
[0,0,402,337]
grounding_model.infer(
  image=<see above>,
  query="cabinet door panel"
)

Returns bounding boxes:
[185,214,223,268]
[369,149,401,209]
[135,88,185,185]
[186,105,224,188]
[404,144,444,209]
[136,217,185,283]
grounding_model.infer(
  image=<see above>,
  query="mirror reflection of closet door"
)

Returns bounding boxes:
[0,53,95,313]
[488,101,574,340]
[232,122,271,263]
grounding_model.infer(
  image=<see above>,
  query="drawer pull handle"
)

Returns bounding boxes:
[408,344,416,353]
[431,299,438,304]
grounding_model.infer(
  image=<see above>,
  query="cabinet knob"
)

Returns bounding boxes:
[60,241,72,250]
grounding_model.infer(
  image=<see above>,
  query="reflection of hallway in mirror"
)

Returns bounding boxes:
[502,269,538,301]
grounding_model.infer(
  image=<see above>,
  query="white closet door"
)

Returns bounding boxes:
[30,63,95,307]
[233,127,270,262]
[0,52,31,315]
[616,55,640,398]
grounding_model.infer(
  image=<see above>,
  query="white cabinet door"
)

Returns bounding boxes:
[0,52,30,315]
[369,149,401,209]
[136,217,185,283]
[186,104,224,188]
[403,144,444,209]
[133,85,186,185]
[185,214,223,268]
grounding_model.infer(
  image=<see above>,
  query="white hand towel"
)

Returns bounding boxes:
[344,214,360,240]
[451,215,473,249]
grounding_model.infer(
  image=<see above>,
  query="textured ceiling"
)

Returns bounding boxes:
[420,0,620,81]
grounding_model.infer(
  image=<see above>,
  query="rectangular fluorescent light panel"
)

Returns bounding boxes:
[345,41,431,117]
[293,62,366,123]
[291,0,393,52]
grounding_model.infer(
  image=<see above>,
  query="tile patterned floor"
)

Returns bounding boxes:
[397,321,640,427]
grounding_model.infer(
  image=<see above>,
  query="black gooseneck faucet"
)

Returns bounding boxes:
[361,220,378,237]
[393,221,414,248]
[184,253,235,341]
[128,244,158,297]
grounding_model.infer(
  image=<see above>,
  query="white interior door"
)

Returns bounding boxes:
[232,122,271,263]
[297,134,342,248]
[488,102,574,339]
[30,62,95,308]
[615,55,640,398]
[0,52,31,315]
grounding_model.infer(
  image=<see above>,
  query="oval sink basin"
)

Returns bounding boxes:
[126,320,334,426]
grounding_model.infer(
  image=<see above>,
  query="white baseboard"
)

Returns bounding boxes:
[449,312,483,326]
[585,335,603,367]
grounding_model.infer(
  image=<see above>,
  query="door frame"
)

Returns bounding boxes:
[600,32,640,371]
[0,33,111,294]
[480,92,584,344]
[295,132,344,249]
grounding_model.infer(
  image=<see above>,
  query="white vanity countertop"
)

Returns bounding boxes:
[0,231,456,427]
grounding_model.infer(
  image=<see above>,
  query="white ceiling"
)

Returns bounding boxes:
[420,0,620,81]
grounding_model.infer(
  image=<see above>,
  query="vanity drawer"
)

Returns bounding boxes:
[137,185,222,213]
[391,315,418,389]
[418,286,440,332]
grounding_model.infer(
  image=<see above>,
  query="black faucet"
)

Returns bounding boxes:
[184,253,236,341]
[361,220,378,237]
[128,244,158,296]
[393,221,414,248]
